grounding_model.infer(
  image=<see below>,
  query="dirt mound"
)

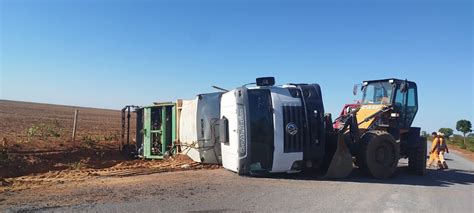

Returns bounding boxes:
[1,145,126,178]
[2,154,220,192]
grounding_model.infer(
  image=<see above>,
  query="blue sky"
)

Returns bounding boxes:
[1,0,472,133]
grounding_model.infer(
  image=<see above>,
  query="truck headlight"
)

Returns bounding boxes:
[237,105,247,156]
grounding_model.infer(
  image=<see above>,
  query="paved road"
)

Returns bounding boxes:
[4,149,474,212]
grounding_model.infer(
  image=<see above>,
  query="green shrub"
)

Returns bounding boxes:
[104,134,118,142]
[25,123,61,141]
[42,124,60,138]
[445,135,474,153]
[26,126,40,142]
[68,161,85,170]
[81,136,96,148]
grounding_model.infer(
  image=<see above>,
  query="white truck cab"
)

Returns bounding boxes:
[219,77,327,175]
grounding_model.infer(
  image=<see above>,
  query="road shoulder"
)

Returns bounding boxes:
[449,145,474,162]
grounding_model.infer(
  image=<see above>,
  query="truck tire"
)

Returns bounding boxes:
[408,136,427,175]
[357,131,400,179]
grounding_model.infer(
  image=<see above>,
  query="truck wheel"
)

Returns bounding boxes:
[408,136,427,175]
[357,131,400,179]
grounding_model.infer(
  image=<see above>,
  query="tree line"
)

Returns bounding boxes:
[423,119,473,148]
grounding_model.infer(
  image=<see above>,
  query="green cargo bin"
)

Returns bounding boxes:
[137,102,176,159]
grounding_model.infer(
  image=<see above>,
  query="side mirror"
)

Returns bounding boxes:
[401,80,408,93]
[219,117,229,144]
[353,84,358,96]
[361,85,367,94]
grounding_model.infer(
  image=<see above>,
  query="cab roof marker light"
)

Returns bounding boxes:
[389,79,394,83]
[363,82,368,86]
[256,77,275,87]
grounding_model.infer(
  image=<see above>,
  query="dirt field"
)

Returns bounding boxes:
[0,100,216,190]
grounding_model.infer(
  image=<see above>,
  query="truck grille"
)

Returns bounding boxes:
[283,106,307,153]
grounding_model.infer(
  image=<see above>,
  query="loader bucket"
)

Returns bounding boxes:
[322,133,353,179]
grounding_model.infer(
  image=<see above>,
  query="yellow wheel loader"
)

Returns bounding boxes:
[324,78,426,178]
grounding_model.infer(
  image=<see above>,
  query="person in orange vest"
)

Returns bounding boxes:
[437,132,449,169]
[427,132,443,169]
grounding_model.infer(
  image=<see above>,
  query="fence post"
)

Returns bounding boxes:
[72,110,79,144]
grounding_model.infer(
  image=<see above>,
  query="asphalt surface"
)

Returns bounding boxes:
[4,149,474,212]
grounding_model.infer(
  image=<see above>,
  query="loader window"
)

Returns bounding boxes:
[362,82,393,105]
[407,88,416,107]
[394,89,405,108]
[394,83,418,128]
[394,87,406,127]
[405,87,418,127]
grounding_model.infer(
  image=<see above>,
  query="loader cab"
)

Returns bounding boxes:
[356,79,418,130]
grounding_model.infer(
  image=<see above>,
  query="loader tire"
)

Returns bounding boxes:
[357,131,399,179]
[408,136,427,176]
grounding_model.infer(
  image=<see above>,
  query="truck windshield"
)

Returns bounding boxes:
[247,89,274,170]
[362,82,393,105]
[248,89,274,145]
